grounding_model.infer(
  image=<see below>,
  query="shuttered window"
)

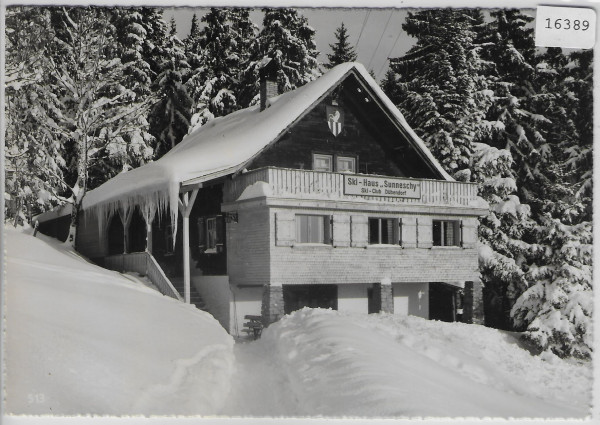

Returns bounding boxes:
[432,220,460,246]
[368,218,398,245]
[296,215,332,244]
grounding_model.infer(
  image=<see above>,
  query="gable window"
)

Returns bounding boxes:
[433,220,460,247]
[296,214,332,244]
[336,156,356,173]
[313,154,332,172]
[369,218,398,245]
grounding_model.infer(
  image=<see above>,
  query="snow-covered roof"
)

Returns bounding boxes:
[76,62,450,226]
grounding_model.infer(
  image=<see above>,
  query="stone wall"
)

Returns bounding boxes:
[463,280,484,325]
[261,284,284,325]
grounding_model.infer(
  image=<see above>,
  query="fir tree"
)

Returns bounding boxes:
[239,8,320,107]
[186,8,240,130]
[389,9,491,177]
[5,7,66,223]
[46,6,154,245]
[324,22,357,69]
[149,18,193,158]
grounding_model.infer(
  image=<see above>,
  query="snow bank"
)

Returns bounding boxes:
[4,226,235,415]
[261,308,591,418]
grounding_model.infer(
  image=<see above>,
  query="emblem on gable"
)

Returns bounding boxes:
[326,105,344,137]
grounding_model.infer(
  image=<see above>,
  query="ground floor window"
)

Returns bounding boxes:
[197,216,225,253]
[296,214,331,244]
[432,220,460,246]
[283,284,338,314]
[368,217,398,244]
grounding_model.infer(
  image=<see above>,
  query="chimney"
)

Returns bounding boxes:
[259,58,279,111]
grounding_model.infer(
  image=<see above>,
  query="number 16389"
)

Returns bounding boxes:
[545,18,590,31]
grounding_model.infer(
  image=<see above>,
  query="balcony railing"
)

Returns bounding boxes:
[224,167,482,208]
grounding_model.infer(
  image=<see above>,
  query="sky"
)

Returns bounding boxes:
[163,7,417,81]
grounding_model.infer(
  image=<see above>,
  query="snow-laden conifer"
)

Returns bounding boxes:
[46,7,155,245]
[239,8,320,107]
[5,7,66,223]
[389,9,491,177]
[149,18,193,158]
[186,8,244,131]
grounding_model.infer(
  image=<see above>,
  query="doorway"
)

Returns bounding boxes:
[283,284,338,314]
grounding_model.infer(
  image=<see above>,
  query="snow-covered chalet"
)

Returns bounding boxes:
[36,62,489,336]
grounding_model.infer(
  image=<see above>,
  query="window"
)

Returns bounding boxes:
[296,214,331,244]
[433,220,460,246]
[312,154,332,172]
[369,218,398,244]
[198,216,224,253]
[206,217,217,250]
[336,156,356,173]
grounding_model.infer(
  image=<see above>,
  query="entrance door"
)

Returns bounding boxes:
[429,282,457,322]
[283,284,338,314]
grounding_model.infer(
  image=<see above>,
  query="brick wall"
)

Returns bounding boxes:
[226,205,271,287]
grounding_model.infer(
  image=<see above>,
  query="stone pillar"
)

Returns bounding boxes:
[262,284,284,326]
[463,280,484,325]
[373,282,394,314]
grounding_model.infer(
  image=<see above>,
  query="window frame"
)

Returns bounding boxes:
[295,214,332,245]
[432,220,461,247]
[368,217,400,245]
[312,153,333,172]
[335,155,356,173]
[205,217,217,252]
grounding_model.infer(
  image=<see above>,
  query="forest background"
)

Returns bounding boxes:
[3,7,593,360]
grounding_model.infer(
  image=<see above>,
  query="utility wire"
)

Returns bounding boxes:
[377,22,404,80]
[355,10,371,51]
[366,11,394,72]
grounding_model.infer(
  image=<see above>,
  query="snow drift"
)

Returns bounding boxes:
[260,308,591,418]
[4,226,235,415]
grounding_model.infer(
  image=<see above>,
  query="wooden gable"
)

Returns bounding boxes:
[246,70,444,179]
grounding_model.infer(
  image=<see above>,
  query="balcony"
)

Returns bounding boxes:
[224,167,486,211]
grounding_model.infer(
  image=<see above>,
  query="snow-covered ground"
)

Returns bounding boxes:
[3,226,593,420]
[4,226,235,415]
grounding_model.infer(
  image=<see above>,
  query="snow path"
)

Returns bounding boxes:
[220,340,301,417]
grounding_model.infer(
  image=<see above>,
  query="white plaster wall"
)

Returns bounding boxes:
[337,284,368,313]
[191,275,231,331]
[230,285,263,337]
[393,282,429,319]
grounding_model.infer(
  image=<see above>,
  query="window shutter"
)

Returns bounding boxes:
[419,217,433,248]
[460,220,464,248]
[351,215,368,247]
[275,212,295,246]
[197,218,206,250]
[328,215,333,245]
[216,215,225,252]
[461,218,477,249]
[398,218,403,246]
[332,214,350,247]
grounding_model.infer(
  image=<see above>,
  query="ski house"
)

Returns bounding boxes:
[36,62,489,335]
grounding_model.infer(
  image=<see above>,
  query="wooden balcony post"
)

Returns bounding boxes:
[178,188,199,304]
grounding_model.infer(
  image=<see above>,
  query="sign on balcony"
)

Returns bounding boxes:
[344,175,421,199]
